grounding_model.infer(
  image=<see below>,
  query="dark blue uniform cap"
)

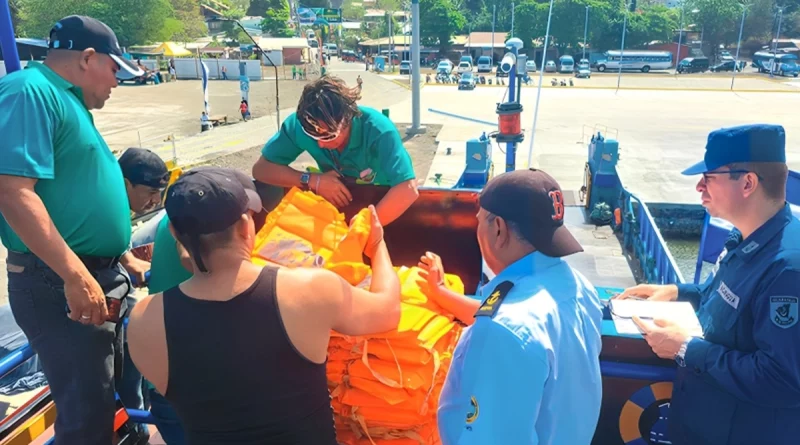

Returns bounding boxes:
[682,124,786,175]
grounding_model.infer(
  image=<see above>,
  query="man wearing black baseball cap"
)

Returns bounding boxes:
[616,124,800,445]
[417,169,603,445]
[127,167,402,444]
[118,147,170,214]
[0,15,146,445]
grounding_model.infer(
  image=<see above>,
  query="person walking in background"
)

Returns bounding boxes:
[221,65,228,80]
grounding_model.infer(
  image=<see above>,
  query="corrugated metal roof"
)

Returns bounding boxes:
[255,37,310,50]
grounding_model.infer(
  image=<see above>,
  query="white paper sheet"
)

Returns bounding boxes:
[610,300,704,337]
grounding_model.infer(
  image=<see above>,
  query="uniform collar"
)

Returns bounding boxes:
[26,62,89,110]
[481,251,560,297]
[728,203,793,263]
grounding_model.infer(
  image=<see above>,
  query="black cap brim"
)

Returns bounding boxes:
[537,225,584,258]
[110,53,144,77]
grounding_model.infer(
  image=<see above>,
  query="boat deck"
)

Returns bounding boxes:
[562,207,637,289]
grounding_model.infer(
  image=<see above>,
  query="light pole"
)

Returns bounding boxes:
[491,4,496,66]
[676,1,684,71]
[582,6,590,61]
[731,3,748,90]
[511,1,515,38]
[410,0,423,132]
[527,0,556,168]
[617,5,629,91]
[770,7,784,76]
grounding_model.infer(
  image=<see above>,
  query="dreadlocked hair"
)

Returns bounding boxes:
[297,76,362,136]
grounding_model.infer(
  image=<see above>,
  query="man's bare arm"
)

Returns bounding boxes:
[430,287,480,326]
[252,157,305,188]
[0,175,107,323]
[375,179,419,225]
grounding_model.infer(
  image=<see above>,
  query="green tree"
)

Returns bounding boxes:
[261,0,294,36]
[222,7,250,43]
[168,0,209,41]
[685,0,741,58]
[247,0,271,15]
[420,0,465,52]
[230,0,251,10]
[343,0,366,20]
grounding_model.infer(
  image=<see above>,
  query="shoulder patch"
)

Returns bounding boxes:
[475,281,514,318]
[770,296,798,329]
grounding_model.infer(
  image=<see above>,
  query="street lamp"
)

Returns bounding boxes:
[582,6,590,61]
[214,17,281,129]
[731,3,749,90]
[617,4,630,91]
[770,7,784,77]
[527,0,556,168]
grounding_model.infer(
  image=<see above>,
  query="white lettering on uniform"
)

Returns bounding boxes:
[717,282,740,309]
[742,241,759,254]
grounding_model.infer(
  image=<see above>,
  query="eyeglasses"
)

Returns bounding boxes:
[300,115,341,142]
[702,170,762,182]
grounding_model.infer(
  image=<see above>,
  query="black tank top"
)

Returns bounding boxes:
[162,267,337,445]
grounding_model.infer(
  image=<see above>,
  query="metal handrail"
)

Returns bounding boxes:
[621,189,686,285]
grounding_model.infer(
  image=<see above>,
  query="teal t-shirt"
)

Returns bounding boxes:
[147,215,193,294]
[261,106,415,186]
[0,63,131,256]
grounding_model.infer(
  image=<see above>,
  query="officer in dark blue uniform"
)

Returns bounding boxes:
[617,124,800,445]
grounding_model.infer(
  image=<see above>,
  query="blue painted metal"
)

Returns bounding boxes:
[621,191,686,285]
[127,408,157,424]
[600,361,676,382]
[0,0,21,74]
[457,135,492,189]
[587,136,622,211]
[0,344,35,377]
[426,108,495,127]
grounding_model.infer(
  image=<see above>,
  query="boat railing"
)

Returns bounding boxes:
[620,188,686,285]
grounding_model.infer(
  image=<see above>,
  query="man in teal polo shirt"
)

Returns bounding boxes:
[0,15,144,445]
[252,76,419,225]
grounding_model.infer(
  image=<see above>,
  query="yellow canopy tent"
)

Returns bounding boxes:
[154,42,192,57]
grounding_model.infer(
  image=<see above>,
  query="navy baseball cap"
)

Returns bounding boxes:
[165,168,262,272]
[479,169,583,258]
[118,148,169,189]
[48,15,143,77]
[682,124,786,175]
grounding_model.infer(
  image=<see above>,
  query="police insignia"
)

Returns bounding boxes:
[475,281,514,318]
[770,296,798,329]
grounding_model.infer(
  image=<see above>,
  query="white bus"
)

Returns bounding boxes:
[594,50,673,73]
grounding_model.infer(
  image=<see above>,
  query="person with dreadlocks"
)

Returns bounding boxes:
[252,76,418,225]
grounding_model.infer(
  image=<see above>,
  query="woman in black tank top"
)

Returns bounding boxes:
[162,267,338,445]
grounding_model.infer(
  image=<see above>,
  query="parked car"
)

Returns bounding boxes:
[458,71,476,90]
[545,60,557,72]
[676,57,709,74]
[437,60,453,74]
[399,60,412,74]
[575,62,591,78]
[525,60,537,72]
[476,56,493,73]
[710,60,744,72]
[457,61,473,74]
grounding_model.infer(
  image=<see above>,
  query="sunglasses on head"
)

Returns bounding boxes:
[301,115,342,142]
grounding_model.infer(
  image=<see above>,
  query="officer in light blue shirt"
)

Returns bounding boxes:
[418,169,603,445]
[618,124,800,445]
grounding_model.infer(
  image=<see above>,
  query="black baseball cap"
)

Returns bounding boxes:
[165,168,262,272]
[48,15,143,77]
[118,148,170,189]
[479,169,583,258]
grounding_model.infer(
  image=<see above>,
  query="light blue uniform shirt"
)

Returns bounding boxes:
[438,252,604,445]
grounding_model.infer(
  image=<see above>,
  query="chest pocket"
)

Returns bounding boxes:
[701,281,744,341]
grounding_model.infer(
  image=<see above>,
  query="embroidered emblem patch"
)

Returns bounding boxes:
[770,296,798,329]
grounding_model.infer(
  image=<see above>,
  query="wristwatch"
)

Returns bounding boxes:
[300,172,311,191]
[674,338,691,367]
